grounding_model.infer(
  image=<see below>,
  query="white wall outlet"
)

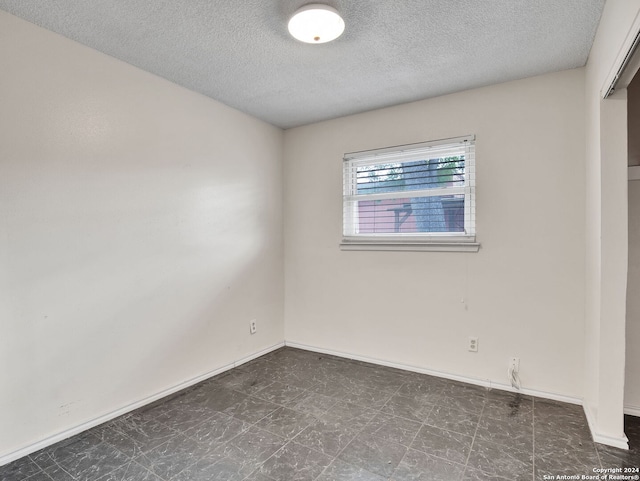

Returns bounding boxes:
[509,357,520,373]
[468,336,478,352]
[249,319,257,334]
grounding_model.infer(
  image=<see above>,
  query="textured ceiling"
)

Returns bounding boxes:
[0,0,605,129]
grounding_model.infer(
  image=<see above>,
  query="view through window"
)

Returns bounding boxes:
[343,136,475,242]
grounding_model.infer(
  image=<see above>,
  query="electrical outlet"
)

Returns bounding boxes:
[249,319,257,334]
[509,357,520,373]
[468,336,478,352]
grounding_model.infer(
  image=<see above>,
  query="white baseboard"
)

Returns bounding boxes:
[583,404,630,450]
[284,341,582,405]
[0,342,284,467]
[285,341,638,450]
[4,339,633,466]
[625,404,640,417]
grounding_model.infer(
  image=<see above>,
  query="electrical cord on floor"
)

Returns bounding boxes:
[508,366,522,390]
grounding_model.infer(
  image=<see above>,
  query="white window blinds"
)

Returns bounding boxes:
[343,135,476,242]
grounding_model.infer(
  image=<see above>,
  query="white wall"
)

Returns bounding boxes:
[626,84,640,407]
[628,79,640,166]
[628,78,640,415]
[627,180,640,413]
[583,0,640,447]
[0,11,284,459]
[284,69,586,398]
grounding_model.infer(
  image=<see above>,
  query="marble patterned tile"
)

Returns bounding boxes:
[223,396,280,424]
[534,399,589,438]
[360,413,422,447]
[534,398,583,416]
[486,389,533,402]
[22,471,57,481]
[298,359,348,384]
[41,464,75,481]
[367,363,414,379]
[266,348,318,364]
[170,453,248,481]
[338,385,397,411]
[535,426,599,460]
[338,366,408,394]
[310,382,394,410]
[30,432,103,470]
[259,442,332,481]
[136,434,211,479]
[97,425,148,458]
[95,460,159,481]
[535,417,592,441]
[410,425,473,465]
[315,355,353,371]
[436,394,487,415]
[425,405,481,437]
[209,369,275,395]
[329,374,382,396]
[483,387,540,400]
[278,369,326,390]
[169,385,212,407]
[214,426,287,476]
[184,411,250,450]
[16,351,631,481]
[443,382,489,399]
[320,401,378,426]
[172,395,226,419]
[112,418,177,454]
[475,415,533,451]
[53,441,131,480]
[461,467,526,480]
[395,379,446,405]
[313,362,357,384]
[597,443,640,469]
[152,403,216,433]
[122,402,175,426]
[482,392,533,423]
[0,456,43,481]
[274,351,312,365]
[293,400,377,456]
[467,438,533,479]
[245,361,291,380]
[196,387,249,414]
[286,392,338,417]
[294,417,363,457]
[381,394,434,423]
[535,428,601,477]
[534,462,599,480]
[391,448,465,481]
[243,471,275,481]
[109,414,154,434]
[534,454,600,476]
[316,459,386,481]
[252,382,307,405]
[172,381,214,398]
[338,432,408,478]
[255,407,317,439]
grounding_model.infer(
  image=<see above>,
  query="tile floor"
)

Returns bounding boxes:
[2,347,639,481]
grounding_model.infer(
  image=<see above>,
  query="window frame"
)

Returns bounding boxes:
[340,135,480,252]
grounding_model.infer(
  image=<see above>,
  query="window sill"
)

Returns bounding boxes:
[340,239,481,252]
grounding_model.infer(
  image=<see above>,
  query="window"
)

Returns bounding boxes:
[342,135,478,251]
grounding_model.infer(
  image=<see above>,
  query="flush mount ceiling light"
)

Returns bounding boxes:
[288,4,345,44]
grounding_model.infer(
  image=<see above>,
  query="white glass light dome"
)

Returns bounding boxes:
[288,4,345,44]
